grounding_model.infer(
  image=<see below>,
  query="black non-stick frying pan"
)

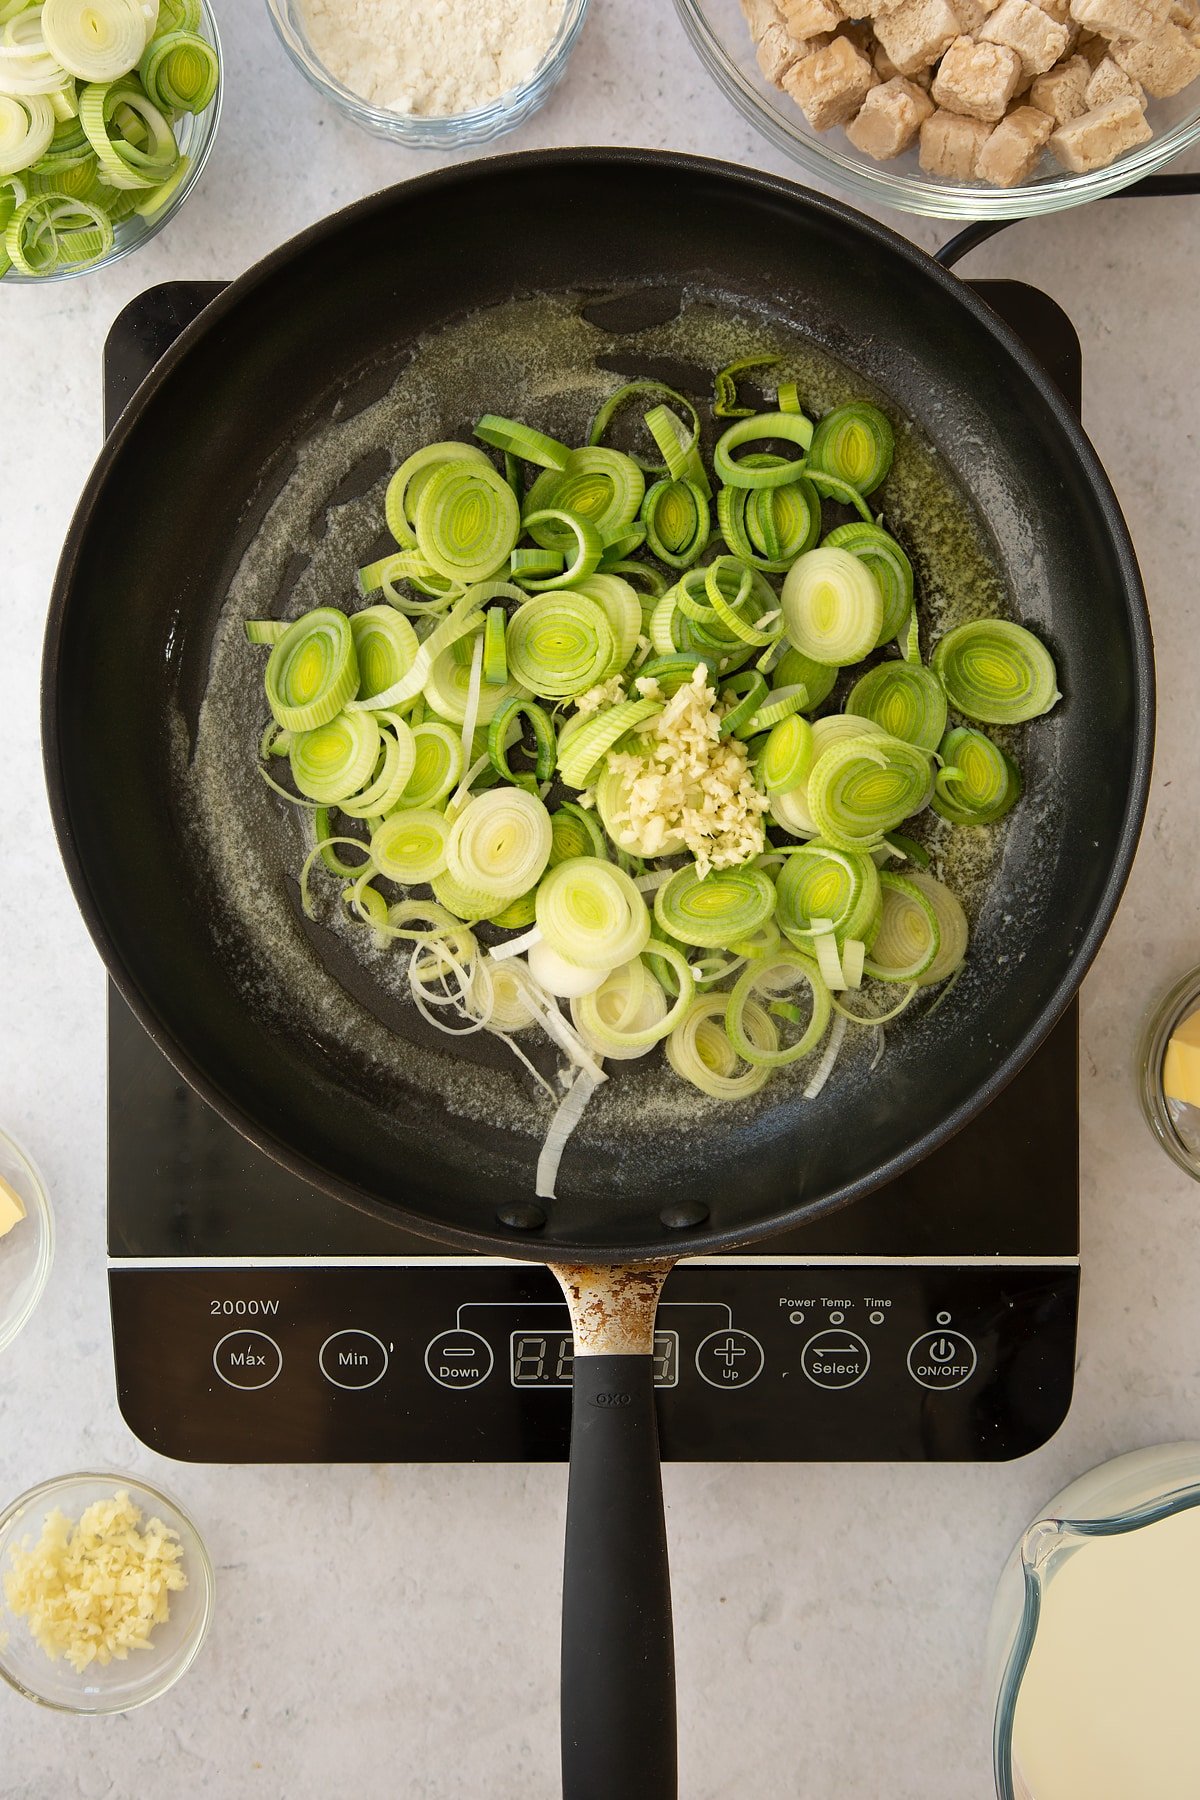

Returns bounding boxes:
[43,151,1151,1798]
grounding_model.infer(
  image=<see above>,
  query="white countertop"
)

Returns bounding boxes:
[3,4,1200,1795]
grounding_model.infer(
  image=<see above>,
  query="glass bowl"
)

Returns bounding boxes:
[265,0,590,148]
[1138,963,1200,1181]
[674,0,1200,219]
[3,0,222,285]
[0,1128,54,1355]
[0,1473,214,1713]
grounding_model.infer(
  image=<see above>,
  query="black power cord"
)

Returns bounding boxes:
[935,170,1200,268]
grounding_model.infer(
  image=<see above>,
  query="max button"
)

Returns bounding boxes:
[908,1330,977,1390]
[213,1330,282,1390]
[695,1329,764,1389]
[425,1329,493,1390]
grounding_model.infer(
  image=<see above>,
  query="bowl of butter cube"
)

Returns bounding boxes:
[1140,965,1200,1181]
[0,1128,53,1354]
[673,0,1200,215]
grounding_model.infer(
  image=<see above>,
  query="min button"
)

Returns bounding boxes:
[213,1330,282,1390]
[908,1330,977,1391]
[319,1330,389,1390]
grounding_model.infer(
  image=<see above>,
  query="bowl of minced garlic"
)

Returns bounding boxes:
[0,1477,213,1712]
[1140,965,1200,1181]
[267,0,592,146]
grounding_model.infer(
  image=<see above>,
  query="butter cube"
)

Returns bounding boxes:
[1164,1010,1200,1108]
[0,1173,26,1240]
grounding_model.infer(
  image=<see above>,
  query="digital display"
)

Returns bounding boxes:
[510,1330,678,1388]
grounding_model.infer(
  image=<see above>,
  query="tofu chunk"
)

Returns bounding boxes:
[1030,52,1092,118]
[873,0,961,73]
[742,0,784,36]
[919,106,995,172]
[1075,27,1110,62]
[1049,92,1154,166]
[779,0,845,35]
[954,0,1004,26]
[981,0,1071,74]
[783,33,878,125]
[846,73,935,153]
[932,34,1024,115]
[758,20,806,79]
[978,102,1055,180]
[1069,0,1171,43]
[1084,53,1145,100]
[839,19,877,50]
[1111,21,1200,90]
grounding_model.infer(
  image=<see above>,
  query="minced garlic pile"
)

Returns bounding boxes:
[602,667,770,878]
[573,675,628,716]
[4,1491,187,1672]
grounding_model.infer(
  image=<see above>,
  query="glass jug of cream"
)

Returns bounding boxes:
[988,1443,1200,1800]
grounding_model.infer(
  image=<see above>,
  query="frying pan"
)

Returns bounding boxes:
[43,150,1151,1797]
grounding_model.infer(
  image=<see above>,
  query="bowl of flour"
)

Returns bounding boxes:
[267,0,591,146]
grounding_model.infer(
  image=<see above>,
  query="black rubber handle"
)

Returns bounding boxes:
[560,1353,676,1800]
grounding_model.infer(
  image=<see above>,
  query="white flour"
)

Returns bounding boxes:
[303,0,567,116]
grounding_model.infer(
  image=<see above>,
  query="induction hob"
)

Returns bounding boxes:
[105,280,1081,1465]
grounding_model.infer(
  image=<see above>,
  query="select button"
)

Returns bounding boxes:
[213,1329,282,1390]
[800,1329,870,1390]
[319,1330,389,1390]
[908,1330,977,1391]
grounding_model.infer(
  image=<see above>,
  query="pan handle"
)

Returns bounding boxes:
[934,173,1200,269]
[552,1263,677,1800]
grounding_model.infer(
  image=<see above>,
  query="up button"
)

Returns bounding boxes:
[907,1330,977,1391]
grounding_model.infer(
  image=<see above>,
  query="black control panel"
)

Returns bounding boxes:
[111,1260,1078,1463]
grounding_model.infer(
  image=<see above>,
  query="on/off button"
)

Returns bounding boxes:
[907,1330,977,1391]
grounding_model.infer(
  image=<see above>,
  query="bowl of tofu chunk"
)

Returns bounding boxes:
[675,0,1200,213]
